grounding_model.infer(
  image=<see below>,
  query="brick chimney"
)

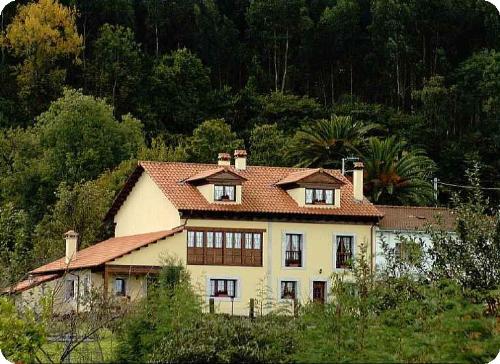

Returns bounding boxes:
[65,230,79,264]
[353,162,364,202]
[234,150,247,170]
[217,153,231,166]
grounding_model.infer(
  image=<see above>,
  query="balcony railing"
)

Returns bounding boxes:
[285,250,302,267]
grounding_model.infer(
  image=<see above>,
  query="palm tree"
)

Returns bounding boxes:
[289,115,378,168]
[361,136,436,205]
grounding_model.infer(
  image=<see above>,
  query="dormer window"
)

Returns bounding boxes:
[214,185,236,201]
[305,188,334,205]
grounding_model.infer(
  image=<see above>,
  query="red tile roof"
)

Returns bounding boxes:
[31,227,184,274]
[109,161,381,219]
[185,167,247,183]
[377,205,456,231]
[3,273,61,294]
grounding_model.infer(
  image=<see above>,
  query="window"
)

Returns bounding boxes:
[214,185,236,201]
[215,232,223,248]
[225,232,234,248]
[234,233,242,248]
[281,281,297,300]
[206,232,214,248]
[195,231,204,248]
[82,275,90,296]
[187,231,195,247]
[115,278,126,296]
[395,240,422,264]
[285,234,302,267]
[305,188,334,205]
[210,279,237,298]
[336,236,354,269]
[187,229,263,266]
[64,279,75,301]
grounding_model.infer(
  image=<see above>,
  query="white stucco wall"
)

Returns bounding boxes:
[114,172,181,236]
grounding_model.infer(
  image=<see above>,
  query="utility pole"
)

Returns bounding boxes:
[433,177,439,205]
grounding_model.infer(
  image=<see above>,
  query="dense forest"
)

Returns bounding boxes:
[1,0,500,283]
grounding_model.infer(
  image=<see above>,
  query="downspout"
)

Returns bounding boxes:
[370,224,375,274]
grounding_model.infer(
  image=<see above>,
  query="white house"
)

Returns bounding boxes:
[375,205,456,269]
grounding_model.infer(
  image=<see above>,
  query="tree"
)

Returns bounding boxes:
[146,48,211,134]
[318,0,361,100]
[36,88,144,186]
[33,179,114,263]
[249,123,291,166]
[0,203,31,288]
[184,119,243,163]
[87,24,143,115]
[255,92,325,131]
[1,0,82,117]
[289,115,377,168]
[246,0,312,92]
[428,163,500,305]
[0,298,46,364]
[361,136,436,205]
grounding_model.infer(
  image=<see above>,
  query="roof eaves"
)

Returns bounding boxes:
[104,164,145,221]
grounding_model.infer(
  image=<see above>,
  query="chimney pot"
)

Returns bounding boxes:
[353,162,364,201]
[234,150,247,170]
[217,153,231,166]
[64,230,79,264]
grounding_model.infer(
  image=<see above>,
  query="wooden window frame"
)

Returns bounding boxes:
[305,188,334,205]
[214,185,236,202]
[187,228,264,267]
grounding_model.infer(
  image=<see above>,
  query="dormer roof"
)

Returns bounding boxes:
[276,168,346,188]
[185,167,247,185]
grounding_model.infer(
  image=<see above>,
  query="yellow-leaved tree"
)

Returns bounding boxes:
[1,0,82,117]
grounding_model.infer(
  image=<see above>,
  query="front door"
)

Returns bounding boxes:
[313,281,326,304]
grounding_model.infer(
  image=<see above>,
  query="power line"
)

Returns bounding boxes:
[437,181,500,191]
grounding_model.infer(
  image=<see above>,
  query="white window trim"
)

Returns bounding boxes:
[333,233,357,272]
[281,230,306,270]
[206,275,241,302]
[309,277,331,303]
[278,278,300,302]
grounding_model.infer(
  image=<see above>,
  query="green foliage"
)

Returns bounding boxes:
[1,0,82,117]
[87,24,143,115]
[249,123,291,166]
[32,179,114,263]
[362,136,436,205]
[289,115,378,168]
[36,88,145,185]
[184,119,243,163]
[146,48,211,133]
[0,297,46,364]
[256,92,324,130]
[116,259,296,363]
[0,203,31,287]
[429,163,500,294]
[295,249,500,363]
